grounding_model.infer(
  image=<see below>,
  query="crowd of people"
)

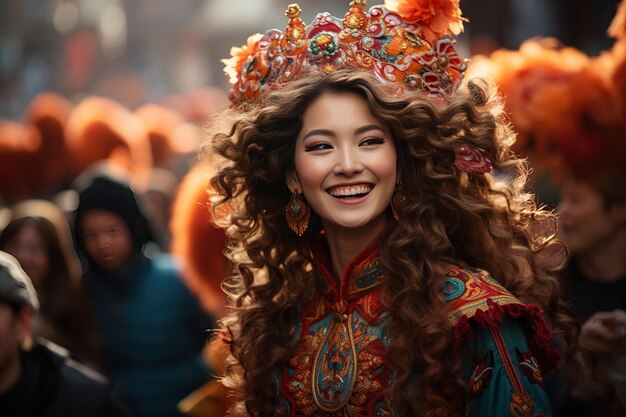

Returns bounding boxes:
[0,75,229,416]
[0,0,625,416]
[468,3,626,413]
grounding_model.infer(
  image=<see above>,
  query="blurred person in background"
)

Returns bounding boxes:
[556,171,626,415]
[140,168,179,254]
[0,250,134,417]
[73,174,214,417]
[0,199,100,368]
[465,2,626,414]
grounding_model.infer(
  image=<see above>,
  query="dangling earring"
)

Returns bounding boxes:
[285,190,310,236]
[390,183,403,221]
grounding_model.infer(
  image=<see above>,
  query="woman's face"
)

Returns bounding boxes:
[558,180,626,255]
[3,224,49,287]
[290,91,397,233]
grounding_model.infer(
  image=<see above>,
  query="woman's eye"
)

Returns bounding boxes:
[304,143,333,152]
[360,137,385,146]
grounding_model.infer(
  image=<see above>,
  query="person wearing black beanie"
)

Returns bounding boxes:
[74,176,149,258]
[73,174,214,417]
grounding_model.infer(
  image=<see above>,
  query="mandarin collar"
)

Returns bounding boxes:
[310,233,385,301]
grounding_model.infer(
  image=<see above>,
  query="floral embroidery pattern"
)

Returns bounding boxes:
[446,268,523,326]
[285,306,391,416]
[282,244,391,417]
[468,350,494,399]
[515,348,543,386]
[277,245,554,416]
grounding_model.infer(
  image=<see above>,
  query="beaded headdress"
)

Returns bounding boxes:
[224,0,467,103]
[223,0,493,174]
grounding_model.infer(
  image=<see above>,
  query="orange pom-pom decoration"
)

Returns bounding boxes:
[385,0,466,43]
[0,122,41,202]
[170,165,228,316]
[65,97,152,188]
[25,93,74,195]
[135,104,199,168]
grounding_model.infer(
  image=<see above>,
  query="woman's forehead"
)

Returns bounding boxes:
[300,91,381,134]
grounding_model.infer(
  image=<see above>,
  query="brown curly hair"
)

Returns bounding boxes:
[208,69,578,417]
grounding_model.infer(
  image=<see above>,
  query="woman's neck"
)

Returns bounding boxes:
[322,217,386,280]
[576,227,626,283]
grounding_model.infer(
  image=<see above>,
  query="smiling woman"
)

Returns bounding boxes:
[206,2,578,417]
[289,91,397,273]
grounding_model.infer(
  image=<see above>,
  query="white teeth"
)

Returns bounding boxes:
[328,184,372,197]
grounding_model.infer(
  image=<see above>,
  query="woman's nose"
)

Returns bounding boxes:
[333,147,364,176]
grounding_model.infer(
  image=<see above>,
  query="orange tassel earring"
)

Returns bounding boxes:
[285,191,310,236]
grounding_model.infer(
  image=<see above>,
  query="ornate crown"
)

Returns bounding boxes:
[223,0,468,105]
[222,1,493,174]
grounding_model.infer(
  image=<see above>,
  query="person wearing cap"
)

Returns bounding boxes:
[0,250,134,417]
[73,174,214,417]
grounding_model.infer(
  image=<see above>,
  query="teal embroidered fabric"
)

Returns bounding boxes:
[462,316,553,417]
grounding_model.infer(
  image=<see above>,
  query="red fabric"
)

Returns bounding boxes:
[453,299,560,375]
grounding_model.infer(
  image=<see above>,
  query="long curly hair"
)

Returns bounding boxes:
[208,69,578,417]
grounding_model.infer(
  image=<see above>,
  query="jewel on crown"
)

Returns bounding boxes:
[223,0,468,104]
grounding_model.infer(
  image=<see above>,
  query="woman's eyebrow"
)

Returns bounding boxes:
[353,124,385,136]
[302,124,385,141]
[302,129,335,141]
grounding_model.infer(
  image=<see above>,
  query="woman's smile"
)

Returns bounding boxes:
[290,91,397,232]
[326,183,374,200]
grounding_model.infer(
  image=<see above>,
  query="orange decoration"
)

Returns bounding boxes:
[170,165,228,316]
[135,104,199,168]
[464,11,626,177]
[65,97,152,188]
[224,2,467,104]
[25,93,74,194]
[222,33,263,84]
[0,122,42,202]
[384,0,466,43]
[285,4,306,46]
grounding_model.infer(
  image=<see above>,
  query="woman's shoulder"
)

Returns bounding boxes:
[443,266,532,327]
[443,266,559,375]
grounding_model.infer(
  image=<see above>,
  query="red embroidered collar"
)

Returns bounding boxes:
[310,233,386,301]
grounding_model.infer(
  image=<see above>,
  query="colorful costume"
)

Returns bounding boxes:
[218,1,561,416]
[276,238,557,417]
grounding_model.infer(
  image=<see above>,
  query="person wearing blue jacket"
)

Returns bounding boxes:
[73,175,214,417]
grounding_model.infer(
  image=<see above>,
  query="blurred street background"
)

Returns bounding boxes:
[1,2,625,416]
[0,0,620,119]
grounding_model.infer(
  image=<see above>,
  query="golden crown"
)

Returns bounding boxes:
[223,0,468,104]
